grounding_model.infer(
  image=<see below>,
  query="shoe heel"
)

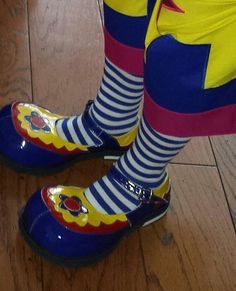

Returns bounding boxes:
[103,155,120,161]
[142,209,168,227]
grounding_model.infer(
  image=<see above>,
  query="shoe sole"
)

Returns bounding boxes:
[0,149,125,176]
[18,207,168,268]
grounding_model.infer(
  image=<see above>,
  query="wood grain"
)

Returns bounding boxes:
[140,164,236,291]
[0,167,43,291]
[0,239,15,291]
[0,1,42,290]
[173,137,215,166]
[0,0,31,107]
[27,0,104,115]
[211,135,236,228]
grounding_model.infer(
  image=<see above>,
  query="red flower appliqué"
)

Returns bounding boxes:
[25,111,51,133]
[59,194,88,217]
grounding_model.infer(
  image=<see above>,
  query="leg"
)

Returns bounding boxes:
[85,117,189,214]
[57,0,149,143]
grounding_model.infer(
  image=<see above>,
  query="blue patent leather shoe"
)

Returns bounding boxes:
[0,101,137,173]
[19,167,171,267]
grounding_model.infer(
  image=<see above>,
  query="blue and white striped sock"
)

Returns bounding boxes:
[85,117,190,214]
[56,58,143,146]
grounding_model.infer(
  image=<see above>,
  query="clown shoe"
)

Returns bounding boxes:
[19,167,171,267]
[0,101,137,173]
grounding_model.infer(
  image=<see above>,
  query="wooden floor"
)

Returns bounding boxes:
[0,1,235,290]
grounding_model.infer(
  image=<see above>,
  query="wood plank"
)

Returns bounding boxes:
[211,135,236,228]
[0,0,31,107]
[173,137,216,166]
[0,240,15,291]
[140,164,236,291]
[0,167,43,291]
[28,0,104,115]
[0,1,42,290]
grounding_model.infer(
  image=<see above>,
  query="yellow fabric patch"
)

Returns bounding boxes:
[114,124,138,147]
[153,173,170,198]
[104,0,148,17]
[145,0,162,51]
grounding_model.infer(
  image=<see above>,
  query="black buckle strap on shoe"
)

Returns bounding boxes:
[109,167,153,203]
[82,100,121,152]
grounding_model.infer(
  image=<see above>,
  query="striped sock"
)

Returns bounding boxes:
[56,58,143,146]
[84,117,190,214]
[90,58,143,136]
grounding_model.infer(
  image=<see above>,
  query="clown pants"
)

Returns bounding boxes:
[104,0,236,137]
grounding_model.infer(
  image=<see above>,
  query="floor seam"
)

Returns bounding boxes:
[208,137,236,233]
[26,0,34,103]
[170,162,217,168]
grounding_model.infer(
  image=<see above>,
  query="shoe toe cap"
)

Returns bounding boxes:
[20,187,127,262]
[0,103,72,169]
